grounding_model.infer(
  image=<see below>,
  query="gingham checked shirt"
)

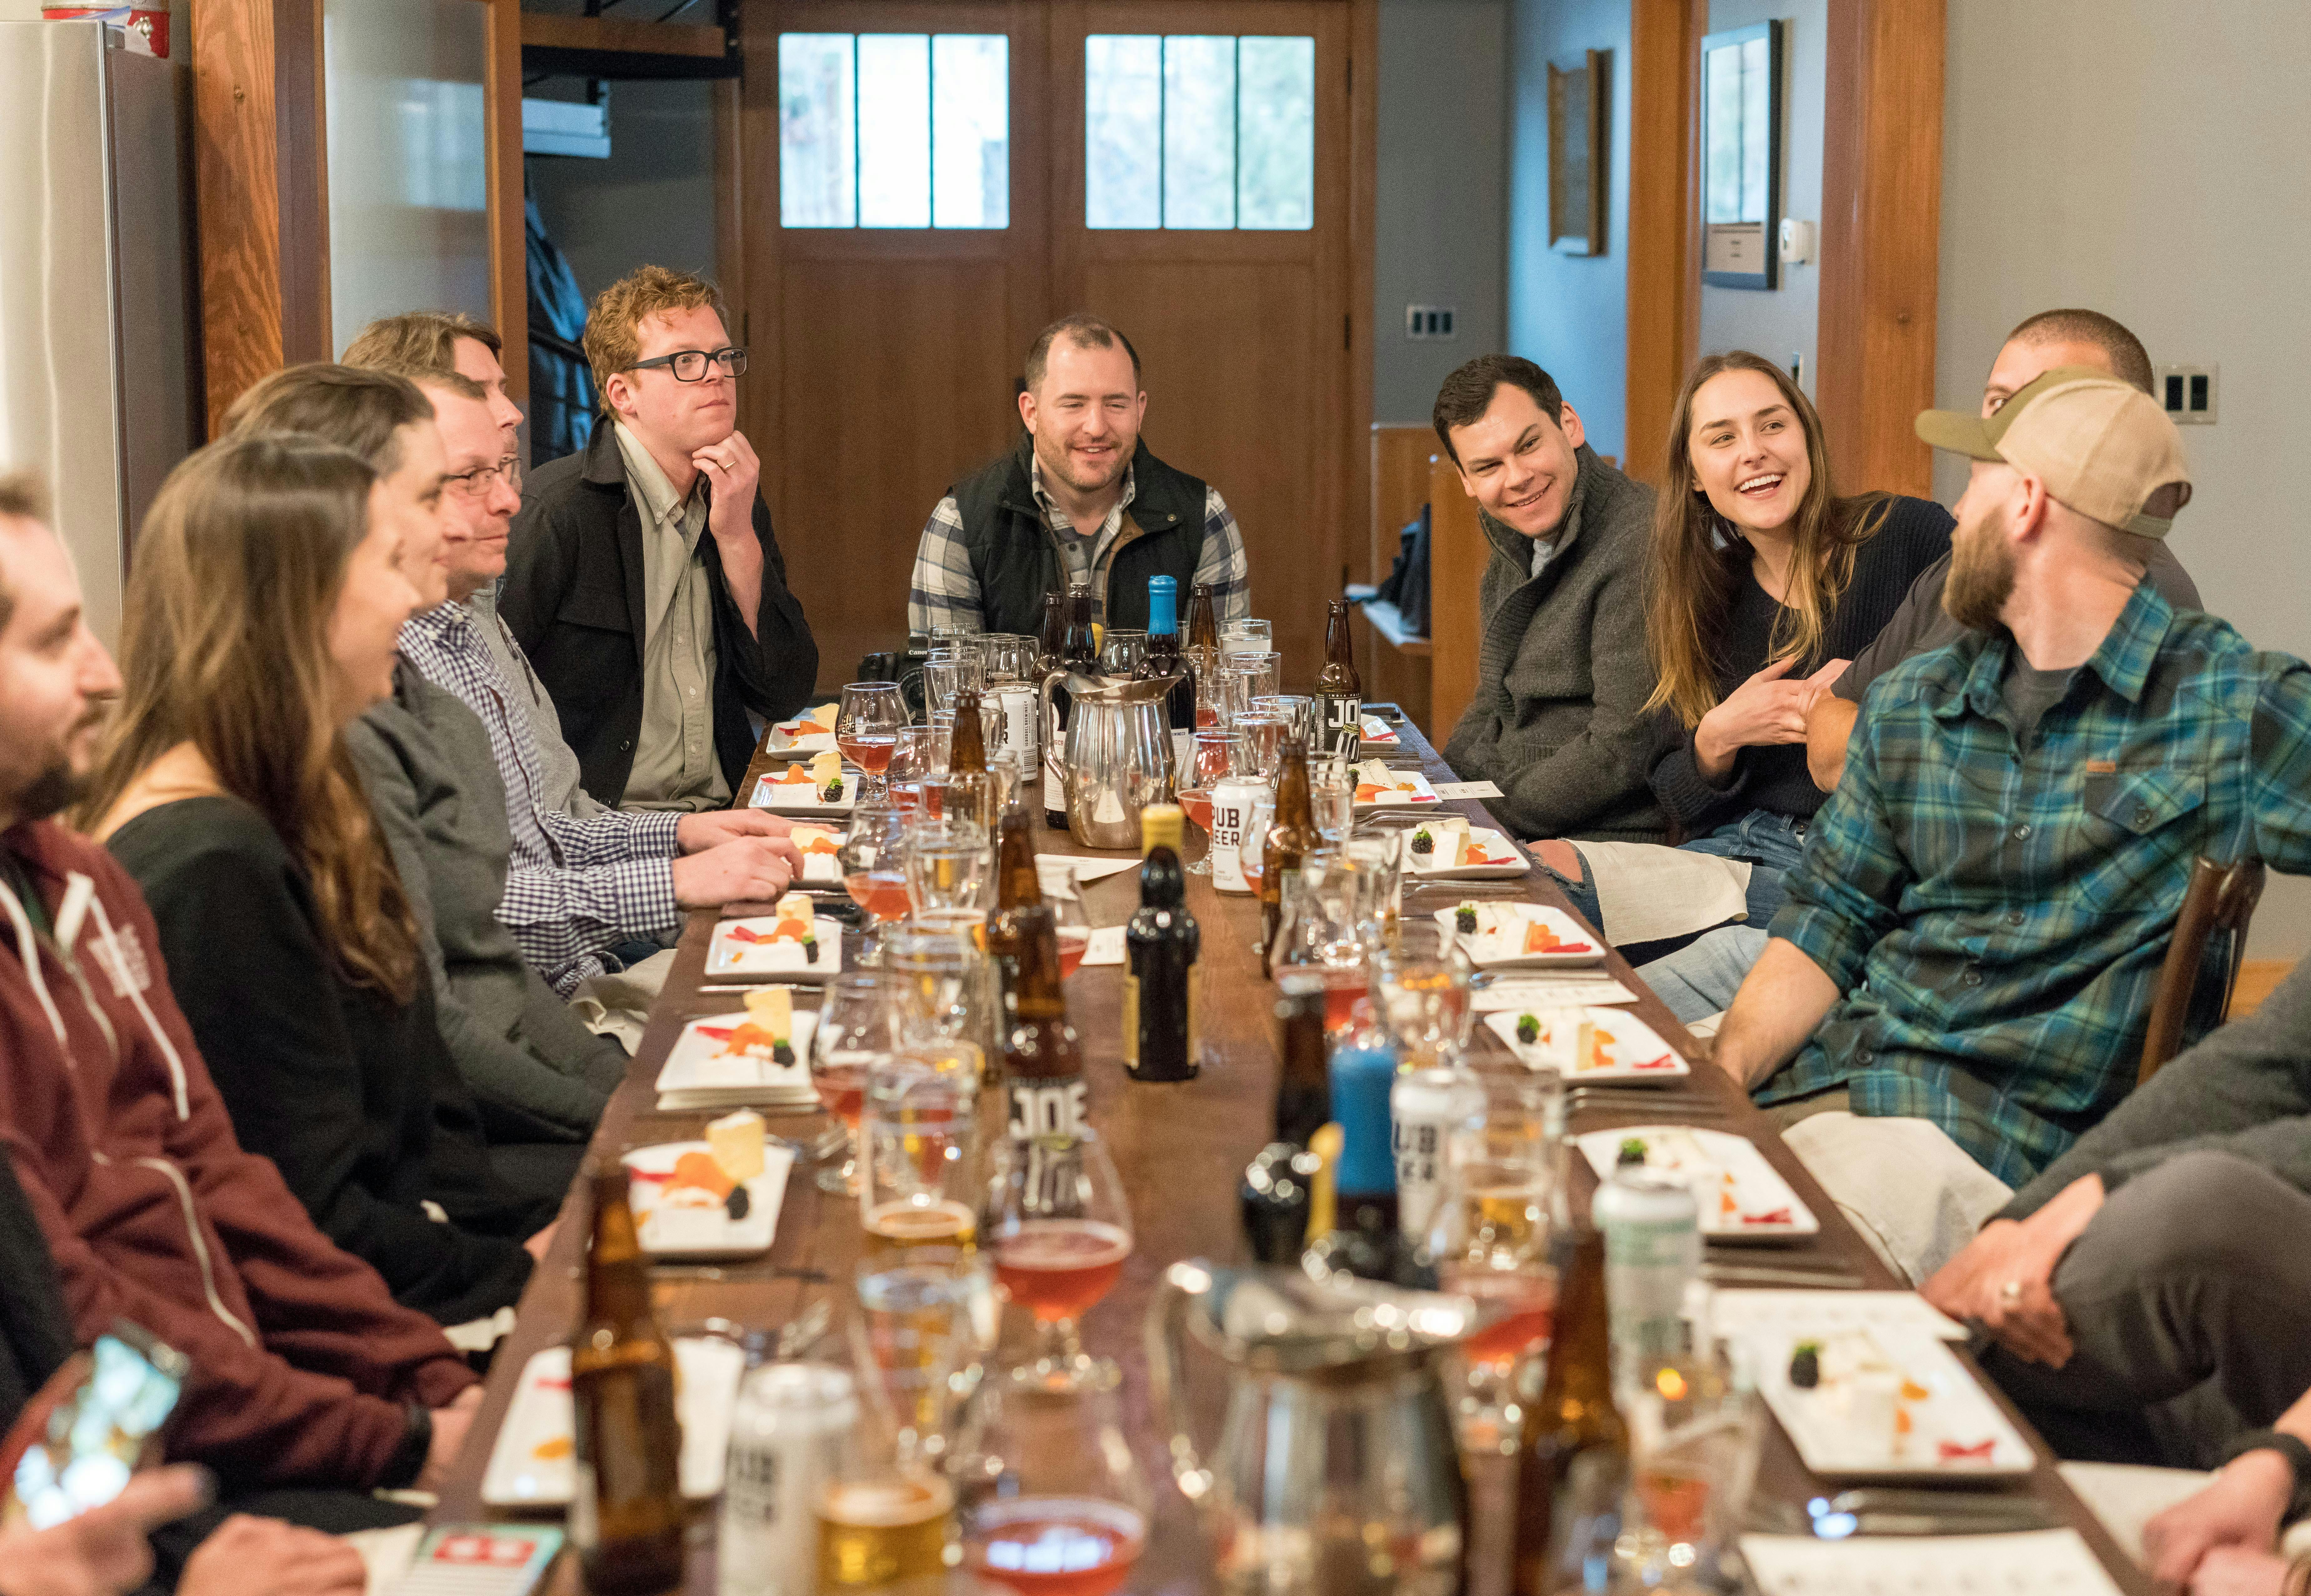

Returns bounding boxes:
[399,602,682,995]
[908,455,1251,635]
[1761,579,2311,1188]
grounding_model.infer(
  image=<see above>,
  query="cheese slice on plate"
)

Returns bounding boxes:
[706,1109,767,1183]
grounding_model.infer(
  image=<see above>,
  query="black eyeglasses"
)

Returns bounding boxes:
[629,347,748,382]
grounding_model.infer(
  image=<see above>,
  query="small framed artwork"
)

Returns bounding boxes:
[1548,49,1607,256]
[1699,20,1782,289]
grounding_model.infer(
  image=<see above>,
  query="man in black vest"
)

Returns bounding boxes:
[909,314,1250,636]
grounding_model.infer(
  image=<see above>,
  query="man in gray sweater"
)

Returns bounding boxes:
[1432,356,1664,843]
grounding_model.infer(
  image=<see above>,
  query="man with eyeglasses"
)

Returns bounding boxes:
[505,266,818,810]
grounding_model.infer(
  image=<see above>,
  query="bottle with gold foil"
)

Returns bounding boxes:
[571,1159,687,1596]
[1257,738,1322,979]
[1509,1226,1630,1596]
[1124,804,1200,1082]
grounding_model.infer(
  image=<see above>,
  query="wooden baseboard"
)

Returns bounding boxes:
[2233,959,2294,1016]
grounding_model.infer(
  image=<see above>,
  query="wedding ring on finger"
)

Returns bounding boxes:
[1999,1279,2023,1308]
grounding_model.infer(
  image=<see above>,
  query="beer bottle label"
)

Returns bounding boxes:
[1120,974,1140,1066]
[1007,1077,1087,1140]
[1318,693,1363,754]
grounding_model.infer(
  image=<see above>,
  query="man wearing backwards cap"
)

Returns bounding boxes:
[1705,368,2311,1284]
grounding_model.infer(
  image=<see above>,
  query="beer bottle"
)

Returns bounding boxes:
[949,683,988,795]
[1124,805,1200,1082]
[1315,1023,1416,1283]
[1134,576,1196,731]
[1043,583,1098,828]
[985,806,1045,1021]
[1035,588,1068,676]
[571,1159,687,1596]
[998,901,1087,1142]
[1314,598,1365,757]
[1257,738,1323,979]
[1186,580,1221,657]
[1271,985,1330,1147]
[1509,1227,1631,1596]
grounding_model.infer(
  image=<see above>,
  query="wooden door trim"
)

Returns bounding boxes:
[1623,0,1704,485]
[481,0,527,402]
[1816,0,1944,498]
[1348,0,1377,584]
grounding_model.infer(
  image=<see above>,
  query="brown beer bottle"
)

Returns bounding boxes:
[998,901,1087,1143]
[949,686,989,775]
[1258,738,1323,979]
[1035,588,1068,676]
[571,1159,687,1596]
[1313,598,1365,757]
[985,806,1046,1021]
[1509,1226,1630,1596]
[1186,581,1221,656]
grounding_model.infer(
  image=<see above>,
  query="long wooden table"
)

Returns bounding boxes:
[431,710,2153,1594]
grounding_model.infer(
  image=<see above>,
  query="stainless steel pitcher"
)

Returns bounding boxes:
[1061,670,1181,849]
[1145,1260,1476,1596]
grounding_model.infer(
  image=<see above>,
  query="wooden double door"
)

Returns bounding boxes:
[738,0,1360,688]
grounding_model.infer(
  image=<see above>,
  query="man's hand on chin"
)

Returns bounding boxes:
[694,430,762,546]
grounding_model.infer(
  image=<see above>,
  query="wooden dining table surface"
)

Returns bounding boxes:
[429,707,2155,1595]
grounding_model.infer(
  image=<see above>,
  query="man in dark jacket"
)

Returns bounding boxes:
[505,266,818,808]
[1432,355,1664,843]
[909,314,1251,637]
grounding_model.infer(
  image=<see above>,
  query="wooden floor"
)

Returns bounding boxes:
[2233,959,2293,1016]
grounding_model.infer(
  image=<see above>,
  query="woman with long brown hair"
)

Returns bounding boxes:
[81,434,547,1326]
[1541,351,1950,956]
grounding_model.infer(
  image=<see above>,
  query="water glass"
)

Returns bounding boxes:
[922,655,985,714]
[1232,711,1291,773]
[1617,1347,1766,1589]
[813,972,898,1194]
[1340,832,1406,929]
[1176,728,1244,877]
[1433,1080,1562,1451]
[981,633,1037,684]
[1223,650,1282,704]
[1254,694,1318,745]
[1309,760,1355,843]
[1220,617,1271,651]
[1371,919,1475,1070]
[1097,628,1147,678]
[850,1244,978,1465]
[901,819,989,913]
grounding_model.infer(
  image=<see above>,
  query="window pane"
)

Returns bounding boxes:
[1236,36,1314,229]
[858,34,930,227]
[1085,35,1160,228]
[1162,35,1236,228]
[932,34,1008,228]
[1703,43,1741,223]
[780,33,855,227]
[1739,34,1770,223]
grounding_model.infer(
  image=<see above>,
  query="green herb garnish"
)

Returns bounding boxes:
[1515,1013,1540,1045]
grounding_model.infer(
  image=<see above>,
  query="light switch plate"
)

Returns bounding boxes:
[2157,364,2219,425]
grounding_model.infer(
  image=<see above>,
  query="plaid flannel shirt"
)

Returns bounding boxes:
[908,456,1251,635]
[398,603,682,994]
[1762,579,2311,1188]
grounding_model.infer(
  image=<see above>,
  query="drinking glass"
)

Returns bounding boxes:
[1097,628,1147,678]
[1176,728,1243,876]
[1308,757,1355,844]
[1617,1343,1766,1590]
[1043,882,1092,978]
[1201,660,1248,729]
[840,804,912,965]
[1254,694,1318,745]
[1219,617,1271,651]
[882,919,983,1073]
[1239,785,1277,898]
[813,972,897,1193]
[985,1124,1134,1359]
[951,1356,1154,1596]
[902,819,990,914]
[1232,711,1290,773]
[1341,832,1406,931]
[885,726,941,814]
[837,683,906,801]
[982,633,1037,684]
[861,1061,982,1256]
[815,1415,957,1591]
[1222,649,1281,704]
[922,656,987,717]
[1431,1079,1561,1451]
[1371,919,1475,1071]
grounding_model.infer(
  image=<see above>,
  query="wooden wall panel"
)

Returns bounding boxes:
[1817,0,1944,498]
[482,0,527,401]
[1623,0,1704,485]
[1426,452,1485,740]
[1371,424,1435,581]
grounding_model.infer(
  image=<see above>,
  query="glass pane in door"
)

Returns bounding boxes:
[932,34,1009,228]
[858,33,931,226]
[1085,34,1161,228]
[1236,36,1315,229]
[780,32,857,226]
[1161,35,1236,229]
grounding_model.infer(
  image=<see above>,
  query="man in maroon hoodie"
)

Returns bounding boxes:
[0,471,483,1497]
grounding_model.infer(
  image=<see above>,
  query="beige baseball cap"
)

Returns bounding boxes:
[1915,365,2193,537]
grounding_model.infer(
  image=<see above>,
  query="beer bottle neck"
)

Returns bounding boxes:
[1275,745,1314,830]
[1140,845,1186,907]
[994,815,1044,910]
[584,1168,661,1333]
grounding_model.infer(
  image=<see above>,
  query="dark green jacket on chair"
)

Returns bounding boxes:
[1442,446,1666,843]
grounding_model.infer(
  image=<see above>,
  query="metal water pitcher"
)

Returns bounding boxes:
[1061,671,1181,849]
[1145,1260,1476,1596]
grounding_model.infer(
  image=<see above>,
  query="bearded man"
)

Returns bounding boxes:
[1699,370,2311,1284]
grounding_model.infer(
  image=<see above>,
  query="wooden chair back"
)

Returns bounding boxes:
[2138,855,2266,1085]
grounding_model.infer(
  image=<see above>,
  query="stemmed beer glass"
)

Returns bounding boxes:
[836,682,906,801]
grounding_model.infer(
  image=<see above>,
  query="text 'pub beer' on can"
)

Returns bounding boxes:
[1390,1067,1485,1237]
[1593,1166,1700,1378]
[1207,776,1266,896]
[719,1362,860,1596]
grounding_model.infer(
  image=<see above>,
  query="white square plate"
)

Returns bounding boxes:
[1483,1005,1689,1082]
[749,767,859,813]
[480,1337,748,1507]
[705,915,844,981]
[763,706,839,760]
[620,1139,794,1260]
[1402,819,1530,881]
[787,823,845,885]
[654,1008,821,1112]
[1575,1124,1819,1238]
[1357,714,1400,748]
[1431,901,1604,968]
[1749,1323,2037,1480]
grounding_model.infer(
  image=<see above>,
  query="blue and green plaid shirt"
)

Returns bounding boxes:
[1762,579,2311,1188]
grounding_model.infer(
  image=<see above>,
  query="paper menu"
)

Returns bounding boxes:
[1470,976,1639,1011]
[1736,1529,2126,1595]
[1710,1290,1966,1343]
[1432,780,1506,799]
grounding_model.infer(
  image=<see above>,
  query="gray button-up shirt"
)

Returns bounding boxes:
[613,420,730,811]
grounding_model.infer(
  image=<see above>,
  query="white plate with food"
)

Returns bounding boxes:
[654,990,821,1112]
[621,1129,793,1260]
[1576,1125,1818,1238]
[750,752,858,813]
[1433,901,1604,968]
[1402,817,1530,881]
[705,898,844,981]
[1357,714,1401,749]
[764,701,839,759]
[1752,1323,2035,1480]
[480,1336,749,1507]
[787,821,845,885]
[1484,1005,1689,1082]
[1350,759,1442,811]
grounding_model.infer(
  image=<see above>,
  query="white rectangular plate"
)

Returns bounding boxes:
[1353,768,1442,811]
[749,768,858,813]
[480,1337,748,1507]
[621,1139,794,1260]
[1432,901,1604,968]
[1357,714,1399,748]
[1739,1530,2122,1595]
[655,1008,821,1111]
[763,706,839,760]
[1484,1005,1689,1083]
[1403,821,1530,881]
[1576,1124,1819,1238]
[1749,1323,2037,1480]
[705,916,844,981]
[788,823,844,885]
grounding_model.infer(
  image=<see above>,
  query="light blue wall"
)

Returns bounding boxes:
[1504,0,1632,460]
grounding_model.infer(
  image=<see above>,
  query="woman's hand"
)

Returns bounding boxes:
[1694,657,1850,781]
[2145,1449,2295,1587]
[2186,1547,2292,1596]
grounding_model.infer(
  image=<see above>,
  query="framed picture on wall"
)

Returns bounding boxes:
[1548,49,1606,256]
[1699,19,1781,289]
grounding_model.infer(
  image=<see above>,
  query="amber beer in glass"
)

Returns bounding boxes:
[1257,738,1324,979]
[570,1160,686,1596]
[817,1473,955,1588]
[1510,1226,1631,1596]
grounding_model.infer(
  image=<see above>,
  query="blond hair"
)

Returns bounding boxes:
[582,266,729,413]
[341,311,502,378]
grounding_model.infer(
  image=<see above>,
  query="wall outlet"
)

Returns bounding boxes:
[1405,305,1457,340]
[2157,364,2218,425]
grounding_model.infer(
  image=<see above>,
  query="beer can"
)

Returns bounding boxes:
[1390,1067,1486,1237]
[1207,776,1267,895]
[719,1360,859,1596]
[1593,1167,1700,1379]
[995,684,1039,767]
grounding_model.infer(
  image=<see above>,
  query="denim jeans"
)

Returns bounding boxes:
[1639,925,1770,1023]
[1543,811,1810,942]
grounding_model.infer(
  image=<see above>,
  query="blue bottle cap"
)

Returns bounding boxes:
[1329,1043,1397,1196]
[1147,575,1179,639]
